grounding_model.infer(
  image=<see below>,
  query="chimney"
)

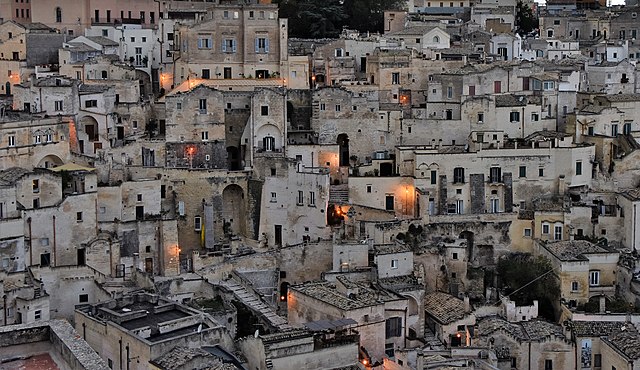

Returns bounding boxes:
[464,295,471,314]
[599,295,606,313]
[558,175,566,195]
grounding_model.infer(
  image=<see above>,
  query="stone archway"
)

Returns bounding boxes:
[222,184,246,237]
[37,154,64,169]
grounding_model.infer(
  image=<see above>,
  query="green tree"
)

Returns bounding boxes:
[497,253,559,320]
[344,0,407,33]
[515,0,539,36]
[277,0,347,38]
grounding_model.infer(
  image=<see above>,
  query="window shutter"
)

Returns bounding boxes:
[178,201,185,216]
[197,38,202,48]
[255,38,259,53]
[222,40,227,52]
[265,39,269,53]
[232,39,237,52]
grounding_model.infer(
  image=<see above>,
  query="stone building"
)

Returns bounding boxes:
[0,21,63,95]
[534,239,619,306]
[288,275,409,362]
[424,292,476,347]
[476,316,575,370]
[172,1,288,86]
[75,292,234,370]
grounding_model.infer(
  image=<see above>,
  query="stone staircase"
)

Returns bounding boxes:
[329,184,349,204]
[219,279,291,331]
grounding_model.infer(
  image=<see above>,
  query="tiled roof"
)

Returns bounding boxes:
[0,167,30,186]
[542,240,612,261]
[604,324,640,360]
[495,94,529,107]
[424,292,467,324]
[478,316,565,342]
[291,278,403,311]
[374,243,411,255]
[85,36,119,46]
[601,93,640,102]
[152,347,237,370]
[571,321,626,337]
[621,188,640,201]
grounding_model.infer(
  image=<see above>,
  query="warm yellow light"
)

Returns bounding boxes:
[362,359,368,366]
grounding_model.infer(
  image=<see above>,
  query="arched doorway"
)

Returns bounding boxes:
[222,184,246,237]
[80,115,99,142]
[337,133,349,167]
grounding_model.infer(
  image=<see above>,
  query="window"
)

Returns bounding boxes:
[430,170,437,185]
[249,10,254,18]
[543,81,555,90]
[108,359,113,369]
[79,294,89,303]
[32,179,39,193]
[554,225,562,240]
[494,81,502,93]
[544,359,552,370]
[34,135,41,144]
[261,106,269,116]
[33,198,39,208]
[447,86,453,98]
[531,112,539,121]
[453,167,465,184]
[367,185,372,193]
[335,48,343,57]
[85,100,97,108]
[456,199,464,214]
[55,7,62,22]
[199,99,207,114]
[539,167,544,177]
[524,228,532,237]
[542,223,550,234]
[519,166,527,178]
[255,37,269,53]
[575,161,582,176]
[77,212,83,222]
[54,101,63,111]
[611,124,618,137]
[297,191,304,205]
[452,252,458,260]
[391,72,400,84]
[589,270,600,286]
[176,102,182,110]
[35,310,41,320]
[385,317,402,338]
[335,104,341,112]
[391,259,398,269]
[385,195,394,211]
[263,136,275,151]
[198,37,212,49]
[222,39,237,53]
[571,281,578,291]
[624,122,631,135]
[510,111,520,122]
[8,135,15,147]
[309,191,316,206]
[477,112,484,123]
[201,131,208,141]
[320,103,326,111]
[490,167,502,183]
[594,354,601,367]
[194,216,202,231]
[490,198,500,213]
[270,192,277,202]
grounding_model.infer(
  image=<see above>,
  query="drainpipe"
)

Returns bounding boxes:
[52,215,57,267]
[119,338,122,370]
[27,217,32,266]
[3,295,6,326]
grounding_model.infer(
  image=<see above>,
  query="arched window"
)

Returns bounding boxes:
[433,36,440,43]
[55,7,62,23]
